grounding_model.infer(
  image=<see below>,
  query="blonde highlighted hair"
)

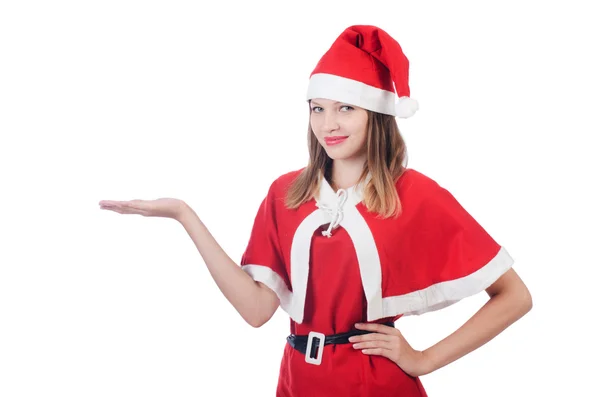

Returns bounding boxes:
[285,108,408,218]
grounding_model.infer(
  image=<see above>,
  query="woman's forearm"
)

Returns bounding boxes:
[176,204,279,327]
[421,280,532,375]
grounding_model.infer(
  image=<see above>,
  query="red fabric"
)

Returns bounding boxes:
[369,169,502,298]
[241,168,507,396]
[240,180,289,288]
[277,223,428,396]
[310,25,411,97]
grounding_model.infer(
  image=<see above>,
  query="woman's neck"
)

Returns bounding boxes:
[330,158,366,190]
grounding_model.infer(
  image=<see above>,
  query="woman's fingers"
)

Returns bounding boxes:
[99,198,184,219]
[99,200,131,208]
[99,200,149,216]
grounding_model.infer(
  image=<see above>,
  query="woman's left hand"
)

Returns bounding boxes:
[349,323,432,377]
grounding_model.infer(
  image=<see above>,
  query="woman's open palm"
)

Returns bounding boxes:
[99,198,187,220]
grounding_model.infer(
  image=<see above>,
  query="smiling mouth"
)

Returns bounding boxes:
[324,136,348,145]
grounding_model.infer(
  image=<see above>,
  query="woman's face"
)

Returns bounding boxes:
[310,98,369,162]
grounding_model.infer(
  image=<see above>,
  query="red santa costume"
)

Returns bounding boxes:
[240,25,514,397]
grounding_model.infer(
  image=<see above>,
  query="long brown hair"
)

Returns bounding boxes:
[285,107,408,219]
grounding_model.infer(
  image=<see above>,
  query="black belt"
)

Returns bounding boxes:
[286,321,395,356]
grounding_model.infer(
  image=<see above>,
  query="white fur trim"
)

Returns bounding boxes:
[395,96,419,118]
[318,176,383,321]
[343,208,384,320]
[307,73,397,116]
[307,73,418,118]
[382,246,514,317]
[288,210,329,323]
[287,175,383,323]
[241,264,294,317]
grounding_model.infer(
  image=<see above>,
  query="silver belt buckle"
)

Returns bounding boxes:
[305,331,325,365]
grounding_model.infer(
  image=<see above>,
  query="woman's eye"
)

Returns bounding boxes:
[311,105,353,112]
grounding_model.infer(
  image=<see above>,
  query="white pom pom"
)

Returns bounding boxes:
[395,96,419,118]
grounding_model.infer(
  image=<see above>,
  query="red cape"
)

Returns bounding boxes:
[241,168,513,324]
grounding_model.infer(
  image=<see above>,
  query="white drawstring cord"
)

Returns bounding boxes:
[316,189,348,238]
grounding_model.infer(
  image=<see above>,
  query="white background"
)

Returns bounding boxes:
[1,0,598,396]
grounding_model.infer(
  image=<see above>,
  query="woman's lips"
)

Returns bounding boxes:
[324,136,349,146]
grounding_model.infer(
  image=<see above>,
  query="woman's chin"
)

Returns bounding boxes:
[326,152,356,161]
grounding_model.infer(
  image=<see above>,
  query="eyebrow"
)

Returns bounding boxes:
[310,100,342,106]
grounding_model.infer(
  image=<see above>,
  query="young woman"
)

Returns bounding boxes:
[99,25,532,396]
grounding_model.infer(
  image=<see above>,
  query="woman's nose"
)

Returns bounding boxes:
[322,112,339,132]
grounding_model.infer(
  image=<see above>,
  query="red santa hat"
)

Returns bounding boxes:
[306,25,418,118]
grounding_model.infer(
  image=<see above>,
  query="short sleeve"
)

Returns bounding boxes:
[391,178,514,316]
[240,181,292,308]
